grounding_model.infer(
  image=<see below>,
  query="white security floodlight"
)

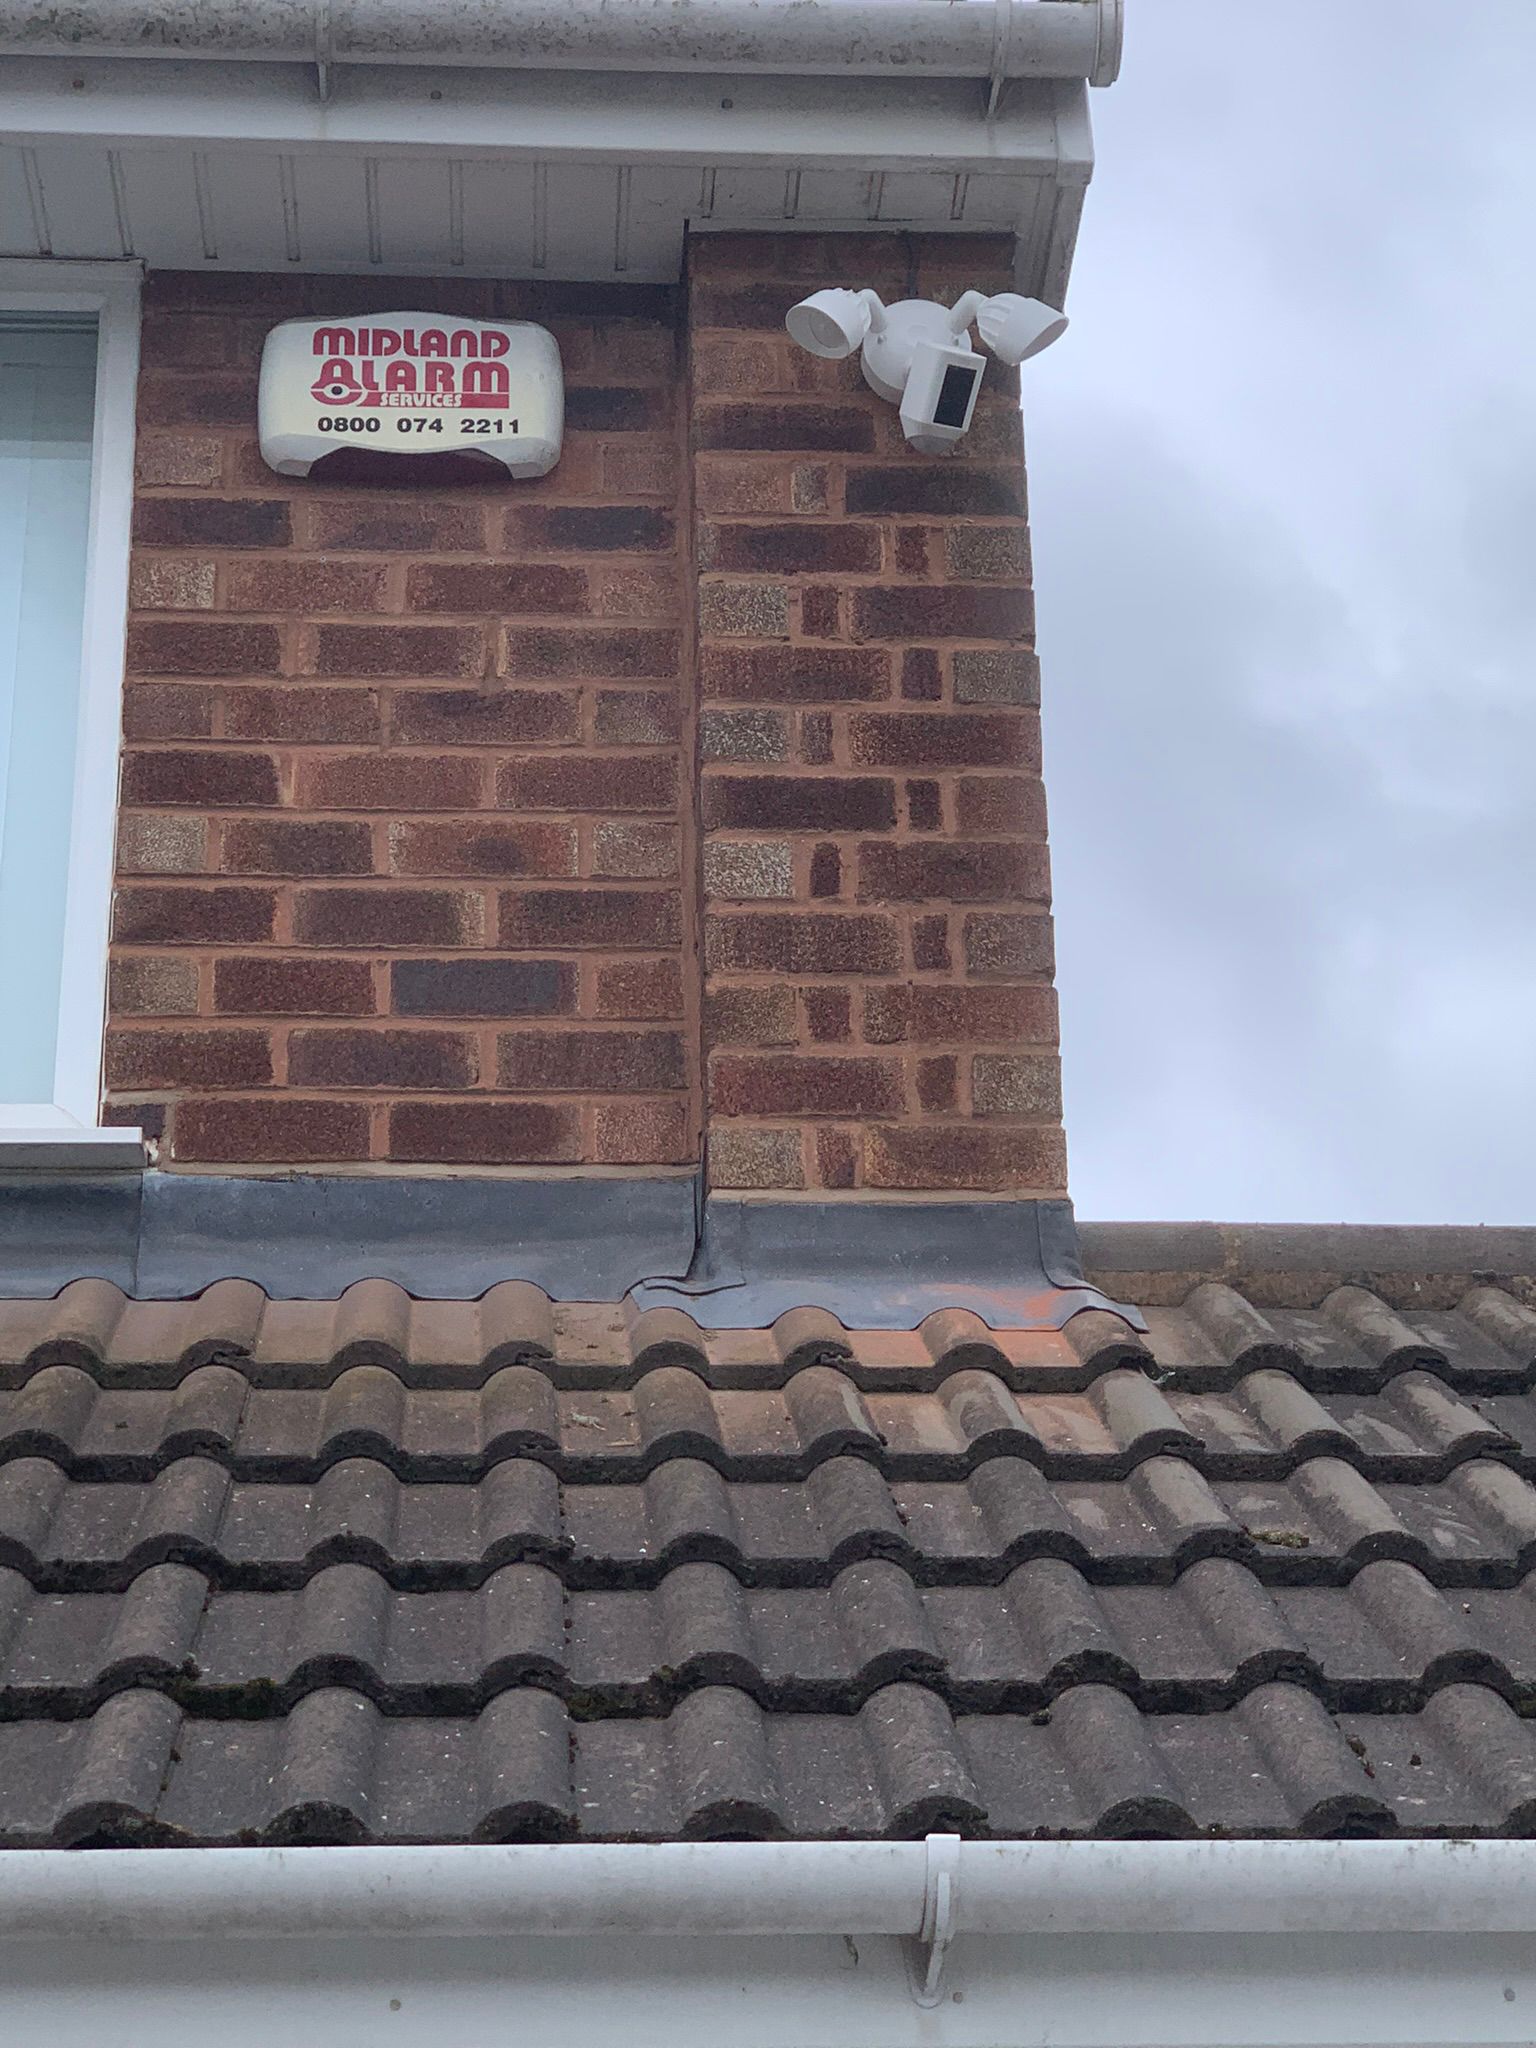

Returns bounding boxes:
[784,283,1068,453]
[784,287,886,360]
[968,292,1069,366]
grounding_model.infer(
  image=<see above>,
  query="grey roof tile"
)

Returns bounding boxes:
[0,1269,1533,1841]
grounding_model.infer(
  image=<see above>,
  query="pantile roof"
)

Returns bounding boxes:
[1,1230,1535,1846]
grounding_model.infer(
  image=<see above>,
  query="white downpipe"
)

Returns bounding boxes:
[0,1838,1533,1945]
[0,0,1123,87]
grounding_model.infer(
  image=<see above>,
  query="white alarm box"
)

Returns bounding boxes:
[258,313,563,479]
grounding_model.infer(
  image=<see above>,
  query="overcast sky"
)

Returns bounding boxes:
[1026,3,1536,1225]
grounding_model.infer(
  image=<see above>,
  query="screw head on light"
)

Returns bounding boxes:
[973,292,1069,366]
[784,288,878,360]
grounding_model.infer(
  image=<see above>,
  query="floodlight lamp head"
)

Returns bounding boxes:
[784,287,885,361]
[969,292,1069,366]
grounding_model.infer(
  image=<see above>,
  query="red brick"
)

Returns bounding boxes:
[293,888,482,948]
[962,912,1057,980]
[497,1029,687,1092]
[387,1100,582,1164]
[297,754,484,812]
[108,957,199,1018]
[390,820,576,878]
[795,712,832,767]
[844,467,1024,517]
[691,333,785,394]
[139,311,238,369]
[863,985,1057,1045]
[127,622,282,677]
[699,522,881,575]
[911,914,951,972]
[214,956,376,1016]
[499,627,679,680]
[696,403,874,453]
[851,586,1033,643]
[564,385,669,432]
[496,755,676,814]
[809,843,841,898]
[711,1054,903,1117]
[222,820,374,876]
[907,779,942,831]
[133,498,291,548]
[305,502,487,552]
[171,1096,371,1164]
[901,649,943,701]
[594,688,679,745]
[972,1052,1062,1117]
[138,374,259,428]
[135,433,223,489]
[309,623,486,679]
[799,586,841,638]
[702,776,894,833]
[594,1099,691,1164]
[895,527,931,577]
[956,776,1048,836]
[122,684,215,741]
[857,841,1048,903]
[391,687,580,747]
[803,988,851,1042]
[391,958,575,1017]
[499,889,681,950]
[595,959,685,1018]
[916,1055,958,1113]
[405,564,590,614]
[689,280,803,330]
[700,646,889,704]
[224,560,391,613]
[222,687,381,743]
[121,749,279,809]
[704,985,796,1046]
[708,1126,805,1189]
[104,1027,272,1090]
[705,912,899,975]
[114,886,275,945]
[849,712,1038,769]
[863,1124,1067,1193]
[289,1028,477,1089]
[592,823,678,878]
[815,1127,858,1190]
[603,442,678,497]
[505,505,675,553]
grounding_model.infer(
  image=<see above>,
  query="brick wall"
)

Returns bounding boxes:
[108,271,696,1169]
[689,233,1065,1195]
[107,242,1065,1193]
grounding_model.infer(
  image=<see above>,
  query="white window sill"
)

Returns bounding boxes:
[0,1127,147,1171]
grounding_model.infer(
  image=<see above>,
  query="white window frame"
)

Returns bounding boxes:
[0,260,144,1170]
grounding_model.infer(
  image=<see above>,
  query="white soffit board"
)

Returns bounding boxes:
[0,59,1092,289]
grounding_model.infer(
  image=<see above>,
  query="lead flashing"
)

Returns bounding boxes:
[0,1172,1135,1329]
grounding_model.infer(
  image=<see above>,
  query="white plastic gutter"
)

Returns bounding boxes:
[1,1837,1533,1942]
[0,0,1124,87]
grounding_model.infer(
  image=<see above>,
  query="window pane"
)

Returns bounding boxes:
[0,319,97,1106]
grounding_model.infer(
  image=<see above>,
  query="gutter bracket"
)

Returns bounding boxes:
[903,1833,961,2009]
[314,0,334,102]
[985,0,1014,121]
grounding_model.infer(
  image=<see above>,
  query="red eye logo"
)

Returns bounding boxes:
[311,366,362,404]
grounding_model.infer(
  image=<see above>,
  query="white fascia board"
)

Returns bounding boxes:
[0,57,1068,172]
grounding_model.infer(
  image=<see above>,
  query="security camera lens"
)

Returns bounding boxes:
[934,363,979,429]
